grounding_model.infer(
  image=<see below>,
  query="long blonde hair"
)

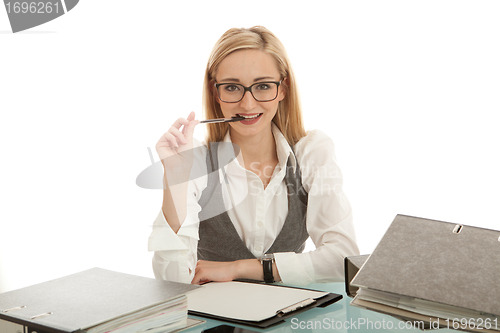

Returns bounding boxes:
[203,26,306,145]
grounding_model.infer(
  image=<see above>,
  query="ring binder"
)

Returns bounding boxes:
[350,214,500,330]
[0,268,200,333]
[276,298,316,317]
[2,305,26,313]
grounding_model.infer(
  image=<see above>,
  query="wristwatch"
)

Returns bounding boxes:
[260,253,275,283]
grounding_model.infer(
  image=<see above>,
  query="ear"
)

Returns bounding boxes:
[277,77,288,102]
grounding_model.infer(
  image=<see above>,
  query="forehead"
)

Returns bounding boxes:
[216,49,280,82]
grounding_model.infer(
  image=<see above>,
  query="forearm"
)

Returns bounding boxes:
[192,259,282,285]
[234,259,281,282]
[161,169,190,233]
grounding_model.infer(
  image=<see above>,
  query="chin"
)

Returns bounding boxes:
[230,119,272,137]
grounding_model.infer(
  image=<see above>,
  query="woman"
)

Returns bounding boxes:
[148,26,359,286]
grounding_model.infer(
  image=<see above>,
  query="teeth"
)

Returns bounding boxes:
[238,114,261,119]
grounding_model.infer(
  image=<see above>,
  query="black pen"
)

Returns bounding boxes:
[200,116,245,124]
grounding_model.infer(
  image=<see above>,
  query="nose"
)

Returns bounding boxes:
[239,90,258,111]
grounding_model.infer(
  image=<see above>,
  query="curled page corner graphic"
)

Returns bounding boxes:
[3,0,79,33]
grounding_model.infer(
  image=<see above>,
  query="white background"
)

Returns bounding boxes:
[1,1,499,293]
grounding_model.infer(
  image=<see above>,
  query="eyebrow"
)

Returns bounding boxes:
[218,76,277,83]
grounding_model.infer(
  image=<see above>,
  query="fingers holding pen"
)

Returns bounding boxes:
[183,117,200,139]
[186,111,196,122]
[171,116,190,130]
[156,130,181,150]
[173,112,200,141]
[168,126,188,146]
[157,114,199,148]
[172,112,197,128]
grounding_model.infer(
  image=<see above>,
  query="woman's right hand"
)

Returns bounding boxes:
[156,112,199,231]
[155,111,200,177]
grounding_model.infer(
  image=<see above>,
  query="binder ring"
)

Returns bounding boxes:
[452,224,463,234]
[30,312,53,320]
[2,305,26,312]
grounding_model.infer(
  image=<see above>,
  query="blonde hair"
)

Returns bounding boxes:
[203,26,306,145]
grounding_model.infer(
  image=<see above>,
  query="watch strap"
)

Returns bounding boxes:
[262,259,274,283]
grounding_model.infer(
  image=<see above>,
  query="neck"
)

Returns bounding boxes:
[230,126,277,165]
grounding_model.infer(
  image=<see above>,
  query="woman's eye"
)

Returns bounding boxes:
[255,84,271,91]
[224,85,240,92]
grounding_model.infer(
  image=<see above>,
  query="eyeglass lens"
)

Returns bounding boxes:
[218,82,279,102]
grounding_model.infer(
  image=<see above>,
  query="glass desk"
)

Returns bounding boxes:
[185,282,460,333]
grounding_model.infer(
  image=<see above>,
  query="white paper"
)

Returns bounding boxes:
[187,282,328,322]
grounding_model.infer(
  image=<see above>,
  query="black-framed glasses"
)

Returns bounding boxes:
[214,79,284,103]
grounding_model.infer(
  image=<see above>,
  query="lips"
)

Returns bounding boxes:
[233,113,263,125]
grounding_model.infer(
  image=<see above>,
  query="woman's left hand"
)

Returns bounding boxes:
[191,260,240,285]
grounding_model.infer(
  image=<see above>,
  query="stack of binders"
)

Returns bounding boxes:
[0,268,200,333]
[349,215,500,332]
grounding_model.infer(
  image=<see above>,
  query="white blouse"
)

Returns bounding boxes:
[148,123,359,286]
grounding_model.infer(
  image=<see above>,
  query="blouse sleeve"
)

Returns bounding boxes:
[148,141,207,284]
[274,130,360,285]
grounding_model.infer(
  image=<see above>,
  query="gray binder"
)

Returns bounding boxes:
[0,268,199,333]
[351,214,500,317]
